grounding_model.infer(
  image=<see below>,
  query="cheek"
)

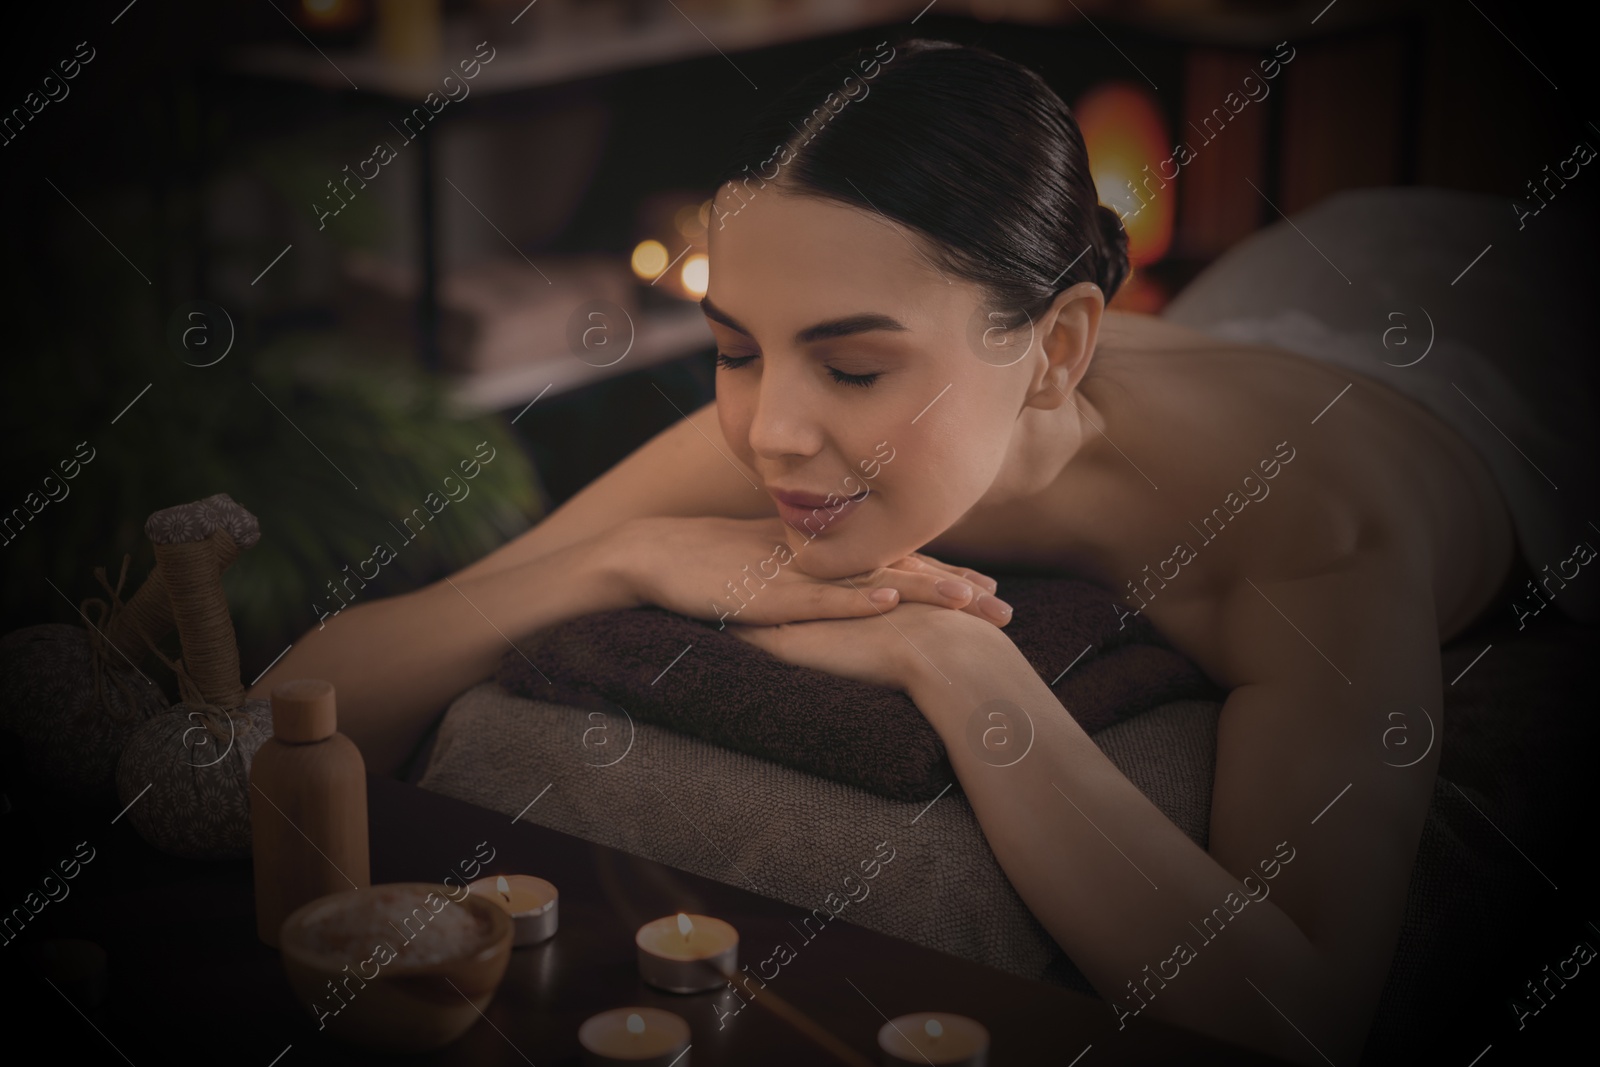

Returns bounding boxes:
[716,391,755,460]
[851,439,960,542]
[894,444,981,521]
[910,397,1007,489]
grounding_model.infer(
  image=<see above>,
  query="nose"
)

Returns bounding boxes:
[745,356,824,462]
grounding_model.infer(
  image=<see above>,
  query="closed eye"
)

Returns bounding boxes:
[827,367,879,388]
[715,352,880,388]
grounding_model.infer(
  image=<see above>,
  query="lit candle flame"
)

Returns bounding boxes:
[496,875,511,903]
[626,1012,645,1035]
[925,1018,944,1039]
[677,912,693,939]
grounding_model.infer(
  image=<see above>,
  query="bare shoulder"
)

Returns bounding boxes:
[1096,309,1233,351]
[455,398,773,580]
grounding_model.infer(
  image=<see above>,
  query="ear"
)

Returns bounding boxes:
[1025,283,1105,411]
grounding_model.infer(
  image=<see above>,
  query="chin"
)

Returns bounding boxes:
[786,513,948,581]
[786,531,874,580]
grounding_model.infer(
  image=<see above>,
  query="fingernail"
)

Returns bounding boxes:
[935,579,973,602]
[978,595,1012,622]
[870,588,898,605]
[968,572,999,594]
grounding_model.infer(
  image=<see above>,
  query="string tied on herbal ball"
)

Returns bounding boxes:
[135,636,243,748]
[79,554,165,727]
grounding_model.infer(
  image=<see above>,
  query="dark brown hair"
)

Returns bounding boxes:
[716,38,1130,326]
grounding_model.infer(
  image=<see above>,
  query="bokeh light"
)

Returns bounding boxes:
[681,253,710,297]
[1075,82,1174,268]
[630,239,669,281]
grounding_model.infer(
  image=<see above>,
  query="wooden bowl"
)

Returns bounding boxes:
[279,882,512,1052]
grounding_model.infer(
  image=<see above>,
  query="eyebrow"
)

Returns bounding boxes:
[700,295,910,345]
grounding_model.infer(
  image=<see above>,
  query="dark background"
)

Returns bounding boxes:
[1,1,1597,1063]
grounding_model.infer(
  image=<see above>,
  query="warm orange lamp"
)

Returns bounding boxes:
[1075,82,1174,269]
[295,0,367,33]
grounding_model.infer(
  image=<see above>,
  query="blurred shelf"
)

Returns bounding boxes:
[446,299,713,414]
[229,0,930,100]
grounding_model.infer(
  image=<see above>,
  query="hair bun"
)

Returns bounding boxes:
[1093,203,1131,299]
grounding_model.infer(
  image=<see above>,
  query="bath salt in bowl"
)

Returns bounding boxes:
[279,882,512,1052]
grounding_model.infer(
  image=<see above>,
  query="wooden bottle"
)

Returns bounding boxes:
[250,679,370,946]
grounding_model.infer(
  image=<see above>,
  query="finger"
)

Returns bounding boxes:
[730,623,805,663]
[967,592,1013,627]
[755,581,898,624]
[956,567,1000,595]
[900,565,1013,627]
[876,559,998,607]
[936,585,1012,627]
[728,623,777,651]
[900,551,999,594]
[859,566,979,609]
[854,569,1017,628]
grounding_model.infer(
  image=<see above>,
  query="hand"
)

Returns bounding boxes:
[728,601,997,691]
[613,516,1012,629]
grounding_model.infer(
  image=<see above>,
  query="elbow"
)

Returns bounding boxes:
[1135,919,1375,1066]
[245,596,377,703]
[1239,961,1377,1067]
[1196,974,1369,1067]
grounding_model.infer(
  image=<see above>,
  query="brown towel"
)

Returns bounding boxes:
[496,575,1222,801]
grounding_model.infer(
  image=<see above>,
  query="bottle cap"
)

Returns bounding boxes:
[270,679,337,742]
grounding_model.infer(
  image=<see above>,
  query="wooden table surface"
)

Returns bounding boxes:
[6,775,1295,1066]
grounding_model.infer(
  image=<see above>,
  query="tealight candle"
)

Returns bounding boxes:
[468,874,558,947]
[579,1007,691,1066]
[635,912,738,994]
[878,1013,990,1066]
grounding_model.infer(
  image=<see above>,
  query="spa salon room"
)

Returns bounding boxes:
[2,1,1597,1065]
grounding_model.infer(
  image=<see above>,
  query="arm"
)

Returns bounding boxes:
[902,554,1439,1064]
[454,399,772,582]
[250,401,1002,774]
[246,532,634,777]
[248,399,763,775]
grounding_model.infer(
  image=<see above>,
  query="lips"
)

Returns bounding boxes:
[769,487,866,508]
[768,485,871,534]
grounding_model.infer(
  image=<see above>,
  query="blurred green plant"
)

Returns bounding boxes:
[3,126,544,680]
[204,333,544,670]
[2,285,543,678]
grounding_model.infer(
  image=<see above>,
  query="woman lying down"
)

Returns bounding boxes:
[253,39,1588,1065]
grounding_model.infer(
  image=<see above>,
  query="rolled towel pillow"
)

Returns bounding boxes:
[496,575,1224,801]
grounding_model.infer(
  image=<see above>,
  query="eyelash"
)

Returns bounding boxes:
[714,352,880,388]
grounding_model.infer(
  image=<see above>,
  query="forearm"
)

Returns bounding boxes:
[906,630,1344,1064]
[247,532,634,777]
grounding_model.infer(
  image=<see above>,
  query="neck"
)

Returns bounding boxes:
[983,375,1112,508]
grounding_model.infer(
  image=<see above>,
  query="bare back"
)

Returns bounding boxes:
[925,311,1516,665]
